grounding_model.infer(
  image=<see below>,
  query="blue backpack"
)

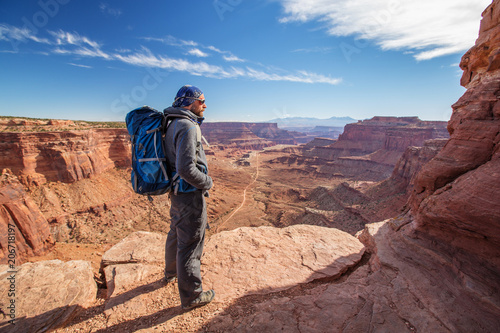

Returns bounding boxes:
[125,106,187,196]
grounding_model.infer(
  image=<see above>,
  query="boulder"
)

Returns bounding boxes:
[201,224,365,302]
[100,231,167,325]
[103,263,164,324]
[101,231,166,268]
[99,226,365,325]
[0,260,96,333]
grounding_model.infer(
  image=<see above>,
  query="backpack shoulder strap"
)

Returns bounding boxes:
[165,115,202,142]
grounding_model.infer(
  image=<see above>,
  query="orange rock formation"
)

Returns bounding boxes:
[408,0,500,303]
[0,170,54,263]
[0,129,130,186]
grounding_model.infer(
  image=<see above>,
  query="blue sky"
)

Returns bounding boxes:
[0,0,491,122]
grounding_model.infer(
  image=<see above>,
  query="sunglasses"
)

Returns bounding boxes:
[193,98,205,104]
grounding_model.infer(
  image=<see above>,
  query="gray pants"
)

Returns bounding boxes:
[164,190,207,307]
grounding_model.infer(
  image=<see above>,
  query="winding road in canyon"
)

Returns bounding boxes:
[216,152,260,232]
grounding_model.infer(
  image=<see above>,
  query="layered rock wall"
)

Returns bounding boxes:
[0,128,131,261]
[0,129,130,186]
[408,0,500,310]
[391,139,449,193]
[334,117,448,155]
[0,170,54,264]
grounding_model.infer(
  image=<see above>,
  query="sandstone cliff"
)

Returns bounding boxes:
[406,0,500,310]
[0,169,54,264]
[0,129,130,186]
[390,138,449,194]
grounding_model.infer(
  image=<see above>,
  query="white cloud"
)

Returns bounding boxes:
[113,47,227,78]
[49,30,101,49]
[0,24,50,45]
[114,48,131,53]
[223,54,244,62]
[292,46,333,53]
[0,25,341,85]
[207,45,223,53]
[144,37,246,63]
[245,67,342,85]
[206,45,245,62]
[46,30,112,60]
[143,35,198,48]
[68,63,93,69]
[53,46,111,60]
[278,0,491,60]
[187,48,209,57]
[111,47,341,84]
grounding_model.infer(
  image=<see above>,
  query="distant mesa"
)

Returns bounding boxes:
[267,116,357,143]
[269,116,449,181]
[202,122,297,149]
[266,116,357,129]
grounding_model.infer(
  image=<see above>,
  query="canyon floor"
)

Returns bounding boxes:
[24,144,407,333]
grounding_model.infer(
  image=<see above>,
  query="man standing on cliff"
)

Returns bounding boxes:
[163,85,215,310]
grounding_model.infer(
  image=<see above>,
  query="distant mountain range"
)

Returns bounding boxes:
[267,116,357,129]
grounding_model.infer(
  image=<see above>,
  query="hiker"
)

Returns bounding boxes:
[163,85,215,310]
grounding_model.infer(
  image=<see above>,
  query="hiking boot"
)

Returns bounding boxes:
[164,276,176,283]
[182,290,215,310]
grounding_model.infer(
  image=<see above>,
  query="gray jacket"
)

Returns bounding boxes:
[163,106,213,192]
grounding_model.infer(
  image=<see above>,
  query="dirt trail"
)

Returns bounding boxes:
[216,152,260,232]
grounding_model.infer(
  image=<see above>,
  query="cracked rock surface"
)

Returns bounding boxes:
[0,260,96,333]
[202,225,365,302]
[207,221,499,332]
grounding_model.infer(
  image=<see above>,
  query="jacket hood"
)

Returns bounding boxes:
[163,106,205,125]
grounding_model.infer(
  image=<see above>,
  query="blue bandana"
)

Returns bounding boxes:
[172,85,203,108]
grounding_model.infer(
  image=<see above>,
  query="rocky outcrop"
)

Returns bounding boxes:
[207,220,500,332]
[407,0,500,304]
[96,227,365,326]
[390,139,449,194]
[0,260,96,333]
[287,126,344,144]
[0,129,130,186]
[202,225,365,302]
[100,232,166,324]
[303,137,336,149]
[202,122,296,148]
[0,118,77,130]
[101,231,166,268]
[245,123,296,144]
[0,169,54,264]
